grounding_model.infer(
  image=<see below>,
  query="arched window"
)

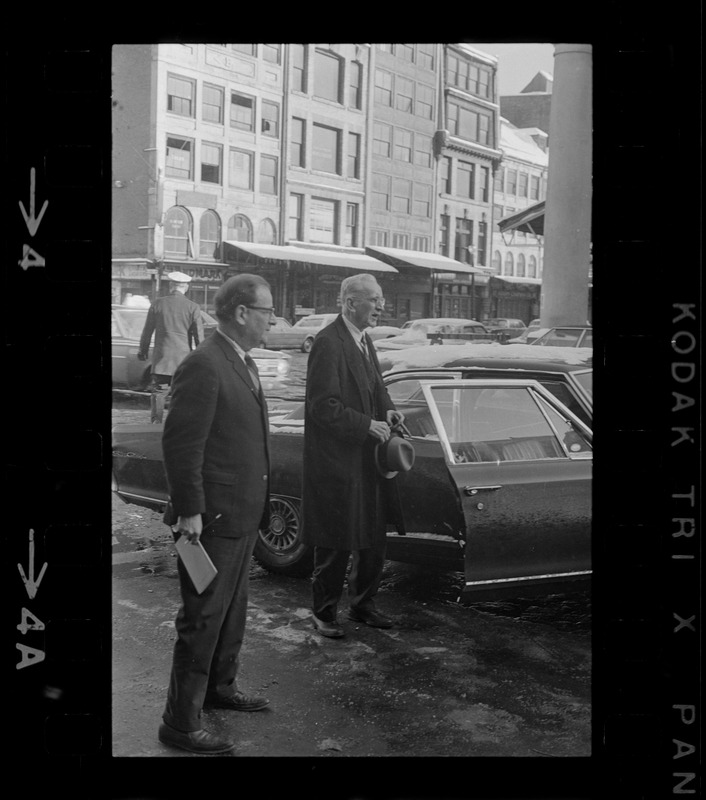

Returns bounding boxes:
[226,214,253,242]
[517,253,526,277]
[504,252,514,276]
[528,255,537,278]
[199,210,221,258]
[164,206,193,257]
[492,250,502,274]
[257,218,277,244]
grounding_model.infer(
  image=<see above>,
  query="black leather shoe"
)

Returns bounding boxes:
[312,613,345,638]
[158,723,235,754]
[348,608,394,628]
[204,691,269,712]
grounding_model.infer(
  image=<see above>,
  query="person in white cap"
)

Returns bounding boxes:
[138,272,204,423]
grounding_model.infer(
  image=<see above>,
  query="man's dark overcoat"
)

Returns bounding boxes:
[301,315,404,550]
[139,291,204,376]
[162,332,270,536]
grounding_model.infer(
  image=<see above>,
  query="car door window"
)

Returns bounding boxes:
[385,374,459,439]
[425,384,580,464]
[534,394,592,457]
[111,313,121,338]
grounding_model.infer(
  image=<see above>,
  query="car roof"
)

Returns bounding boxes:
[379,343,593,374]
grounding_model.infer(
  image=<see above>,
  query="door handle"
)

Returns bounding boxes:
[463,485,502,496]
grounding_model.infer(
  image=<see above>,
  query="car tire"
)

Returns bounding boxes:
[254,496,313,577]
[301,337,314,354]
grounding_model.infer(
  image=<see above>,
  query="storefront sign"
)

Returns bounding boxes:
[113,263,150,279]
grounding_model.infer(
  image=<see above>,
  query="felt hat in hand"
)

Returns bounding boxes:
[375,433,415,479]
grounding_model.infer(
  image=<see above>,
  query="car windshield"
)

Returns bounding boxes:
[294,318,322,328]
[115,308,147,339]
[573,370,593,397]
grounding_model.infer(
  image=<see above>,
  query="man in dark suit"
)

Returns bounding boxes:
[301,274,405,639]
[138,271,204,423]
[157,274,274,755]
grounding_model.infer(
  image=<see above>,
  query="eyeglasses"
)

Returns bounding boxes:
[245,305,277,316]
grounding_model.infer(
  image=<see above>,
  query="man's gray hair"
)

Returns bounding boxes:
[340,273,380,304]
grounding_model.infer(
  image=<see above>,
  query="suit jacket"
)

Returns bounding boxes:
[301,315,404,550]
[139,291,204,376]
[161,331,270,537]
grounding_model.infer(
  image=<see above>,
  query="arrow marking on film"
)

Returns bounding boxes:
[19,168,48,237]
[17,529,48,600]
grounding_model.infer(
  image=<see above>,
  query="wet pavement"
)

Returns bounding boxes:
[112,349,590,757]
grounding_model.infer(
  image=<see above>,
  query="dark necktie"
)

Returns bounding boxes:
[244,354,260,392]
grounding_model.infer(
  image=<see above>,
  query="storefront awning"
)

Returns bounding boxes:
[223,241,398,273]
[364,245,486,275]
[491,275,542,286]
[497,201,545,235]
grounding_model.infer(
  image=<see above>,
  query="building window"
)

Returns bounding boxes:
[291,44,307,92]
[447,54,460,87]
[373,122,392,157]
[257,218,277,244]
[394,128,412,162]
[167,74,195,117]
[200,143,222,184]
[345,203,359,247]
[312,123,341,174]
[417,43,435,70]
[478,114,490,145]
[165,136,193,179]
[455,218,473,263]
[374,69,393,106]
[412,236,430,252]
[349,61,363,109]
[439,214,450,256]
[370,229,389,246]
[479,67,491,99]
[492,250,502,274]
[372,174,390,210]
[416,83,434,119]
[457,161,475,199]
[199,210,221,258]
[530,175,540,200]
[288,194,303,240]
[504,251,514,276]
[494,167,504,192]
[227,214,252,242]
[506,169,518,195]
[392,178,412,214]
[262,44,281,64]
[528,254,537,278]
[396,77,414,113]
[517,253,526,277]
[202,84,224,124]
[519,172,529,198]
[414,134,432,168]
[397,44,415,62]
[480,166,490,202]
[259,155,278,195]
[290,118,305,167]
[309,197,337,244]
[448,102,491,145]
[377,44,393,54]
[229,148,253,190]
[440,156,452,194]
[413,183,431,217]
[164,206,193,256]
[231,44,255,56]
[314,50,342,103]
[495,206,504,226]
[477,220,488,265]
[261,101,280,137]
[230,92,255,131]
[348,132,361,178]
[392,233,410,249]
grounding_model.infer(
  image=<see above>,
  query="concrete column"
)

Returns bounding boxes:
[540,44,592,327]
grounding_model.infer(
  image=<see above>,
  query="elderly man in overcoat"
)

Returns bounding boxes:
[301,273,405,639]
[138,271,204,423]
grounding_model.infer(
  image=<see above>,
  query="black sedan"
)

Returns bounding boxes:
[113,343,592,598]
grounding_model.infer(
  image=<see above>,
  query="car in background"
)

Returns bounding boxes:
[374,318,493,351]
[482,317,528,343]
[292,312,401,343]
[261,316,318,353]
[113,341,592,598]
[507,318,542,343]
[111,305,291,391]
[530,326,593,348]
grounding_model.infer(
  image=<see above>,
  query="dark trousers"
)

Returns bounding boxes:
[149,373,172,424]
[163,531,258,732]
[311,542,386,622]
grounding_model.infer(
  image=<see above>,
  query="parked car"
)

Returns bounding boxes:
[530,326,593,348]
[374,318,493,351]
[113,343,592,597]
[291,312,400,343]
[261,316,318,353]
[111,304,291,391]
[482,318,528,343]
[507,318,542,344]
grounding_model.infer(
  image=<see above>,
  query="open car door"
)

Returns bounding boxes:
[420,379,592,594]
